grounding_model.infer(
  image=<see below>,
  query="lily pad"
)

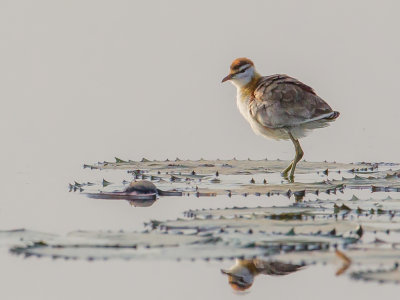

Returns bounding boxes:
[351,267,400,284]
[75,159,399,197]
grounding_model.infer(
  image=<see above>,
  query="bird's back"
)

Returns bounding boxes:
[249,74,339,131]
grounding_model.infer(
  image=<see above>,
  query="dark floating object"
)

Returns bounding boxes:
[85,180,182,202]
[102,179,111,187]
[125,180,158,194]
[286,228,296,236]
[170,175,179,182]
[129,181,182,197]
[294,190,305,201]
[355,225,363,237]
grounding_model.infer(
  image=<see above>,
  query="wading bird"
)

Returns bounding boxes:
[222,58,339,181]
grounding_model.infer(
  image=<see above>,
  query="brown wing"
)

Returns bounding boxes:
[250,74,334,129]
[254,260,303,276]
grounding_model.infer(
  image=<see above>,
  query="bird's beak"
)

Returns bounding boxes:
[221,73,233,83]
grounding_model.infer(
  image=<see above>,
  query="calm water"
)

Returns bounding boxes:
[1,0,400,298]
[2,164,399,299]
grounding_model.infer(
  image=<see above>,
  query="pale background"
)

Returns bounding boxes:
[1,0,399,299]
[2,0,400,172]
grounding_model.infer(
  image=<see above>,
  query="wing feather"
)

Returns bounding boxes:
[250,75,334,129]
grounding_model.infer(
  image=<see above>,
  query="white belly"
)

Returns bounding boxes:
[236,94,291,140]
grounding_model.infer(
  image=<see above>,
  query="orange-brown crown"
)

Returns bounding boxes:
[230,58,254,72]
[228,276,253,291]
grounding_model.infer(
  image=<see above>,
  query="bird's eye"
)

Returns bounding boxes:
[238,67,249,74]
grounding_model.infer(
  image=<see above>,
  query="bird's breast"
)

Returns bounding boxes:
[236,93,262,132]
[236,93,290,141]
[236,92,251,120]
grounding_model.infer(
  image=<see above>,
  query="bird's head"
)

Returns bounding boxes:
[221,259,257,291]
[221,58,257,88]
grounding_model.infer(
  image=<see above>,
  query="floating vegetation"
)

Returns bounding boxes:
[351,266,400,284]
[73,159,399,197]
[7,159,400,284]
[8,225,358,261]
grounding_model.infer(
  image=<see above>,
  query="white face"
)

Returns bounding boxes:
[231,64,255,88]
[228,262,254,287]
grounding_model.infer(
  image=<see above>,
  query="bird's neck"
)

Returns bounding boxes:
[236,72,262,98]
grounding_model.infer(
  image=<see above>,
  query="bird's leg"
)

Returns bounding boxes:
[281,161,293,178]
[288,132,304,181]
[281,131,295,178]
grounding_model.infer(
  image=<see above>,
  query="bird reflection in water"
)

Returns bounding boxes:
[221,259,303,291]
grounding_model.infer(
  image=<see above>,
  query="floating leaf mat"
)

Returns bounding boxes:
[6,159,400,284]
[73,159,400,196]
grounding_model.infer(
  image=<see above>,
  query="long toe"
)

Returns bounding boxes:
[289,167,296,182]
[281,162,293,177]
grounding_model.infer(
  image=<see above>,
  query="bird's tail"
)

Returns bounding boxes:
[325,111,340,120]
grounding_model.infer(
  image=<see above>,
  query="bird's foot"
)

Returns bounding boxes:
[281,171,295,183]
[289,169,296,182]
[288,174,295,183]
[281,162,293,178]
[282,174,295,183]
